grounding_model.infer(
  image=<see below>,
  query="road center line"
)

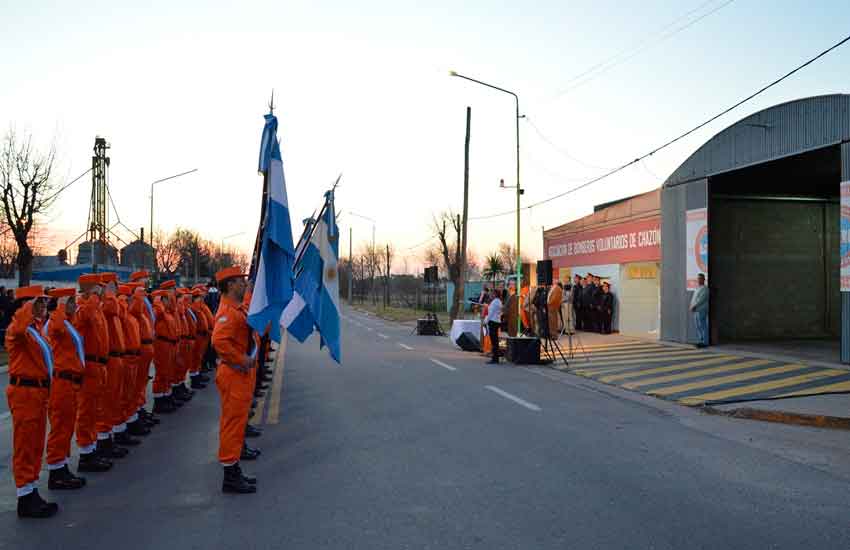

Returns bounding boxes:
[377,333,389,339]
[398,343,414,351]
[430,358,457,371]
[485,386,542,411]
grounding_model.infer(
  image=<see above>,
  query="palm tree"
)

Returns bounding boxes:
[482,253,505,283]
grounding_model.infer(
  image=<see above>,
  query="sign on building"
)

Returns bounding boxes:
[686,208,708,290]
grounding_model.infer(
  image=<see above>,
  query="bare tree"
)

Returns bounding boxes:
[0,129,57,286]
[433,211,464,322]
[0,227,17,279]
[153,229,180,275]
[375,243,395,307]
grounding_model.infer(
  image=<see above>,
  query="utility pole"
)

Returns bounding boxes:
[385,243,390,308]
[349,226,353,305]
[193,238,199,284]
[450,107,471,322]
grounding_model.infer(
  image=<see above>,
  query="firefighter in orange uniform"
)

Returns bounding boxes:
[5,286,59,518]
[116,285,148,442]
[173,288,195,401]
[152,281,179,413]
[97,273,129,459]
[212,266,259,494]
[189,288,211,389]
[44,288,87,491]
[74,274,112,473]
[128,279,157,428]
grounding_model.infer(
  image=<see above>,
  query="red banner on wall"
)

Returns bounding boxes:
[545,217,661,268]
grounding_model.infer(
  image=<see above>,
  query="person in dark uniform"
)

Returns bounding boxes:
[572,275,583,331]
[582,275,597,332]
[600,282,614,334]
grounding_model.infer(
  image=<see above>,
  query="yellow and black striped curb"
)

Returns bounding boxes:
[555,340,850,407]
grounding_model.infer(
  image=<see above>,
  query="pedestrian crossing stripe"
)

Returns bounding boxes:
[619,359,772,389]
[598,356,759,384]
[649,364,812,397]
[572,350,710,369]
[572,345,669,358]
[575,342,657,352]
[774,379,850,398]
[571,355,735,377]
[677,369,847,405]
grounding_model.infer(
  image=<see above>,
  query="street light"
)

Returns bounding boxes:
[451,70,523,336]
[149,168,198,274]
[220,231,246,254]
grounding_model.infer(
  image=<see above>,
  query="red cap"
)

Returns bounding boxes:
[130,270,149,282]
[191,289,205,297]
[16,286,47,300]
[47,288,76,298]
[118,285,133,296]
[151,289,169,298]
[78,273,102,286]
[100,272,118,284]
[215,266,248,283]
[159,280,176,290]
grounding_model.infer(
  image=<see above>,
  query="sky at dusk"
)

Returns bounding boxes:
[1,0,848,272]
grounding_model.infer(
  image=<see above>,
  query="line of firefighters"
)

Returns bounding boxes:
[5,265,266,519]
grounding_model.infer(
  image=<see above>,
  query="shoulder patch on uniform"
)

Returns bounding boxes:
[218,316,228,323]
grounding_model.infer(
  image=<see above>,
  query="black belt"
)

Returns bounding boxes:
[85,354,107,364]
[197,331,209,336]
[141,339,154,345]
[54,371,83,384]
[157,336,177,344]
[109,351,124,358]
[9,376,49,389]
[181,336,195,341]
[125,350,141,356]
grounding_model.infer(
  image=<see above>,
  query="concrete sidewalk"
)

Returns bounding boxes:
[550,331,850,430]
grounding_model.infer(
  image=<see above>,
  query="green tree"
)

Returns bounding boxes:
[482,253,505,283]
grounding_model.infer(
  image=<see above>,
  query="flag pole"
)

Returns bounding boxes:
[249,92,276,280]
[292,174,342,270]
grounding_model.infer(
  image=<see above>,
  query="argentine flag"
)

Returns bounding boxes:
[248,114,296,342]
[280,191,341,364]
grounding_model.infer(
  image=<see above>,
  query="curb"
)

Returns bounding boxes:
[702,406,850,430]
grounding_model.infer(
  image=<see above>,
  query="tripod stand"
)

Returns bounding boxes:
[533,289,569,368]
[558,303,589,363]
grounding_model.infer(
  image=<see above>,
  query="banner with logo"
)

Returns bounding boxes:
[841,182,850,291]
[545,217,661,269]
[686,208,708,290]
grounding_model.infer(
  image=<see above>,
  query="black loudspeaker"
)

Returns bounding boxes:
[537,260,553,286]
[507,337,541,364]
[417,318,439,336]
[424,266,438,284]
[455,332,482,352]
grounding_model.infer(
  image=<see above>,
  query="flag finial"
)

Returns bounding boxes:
[268,89,275,115]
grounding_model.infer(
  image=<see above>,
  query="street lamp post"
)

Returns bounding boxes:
[450,70,523,336]
[149,168,198,276]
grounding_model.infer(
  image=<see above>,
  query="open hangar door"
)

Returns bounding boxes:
[708,145,841,344]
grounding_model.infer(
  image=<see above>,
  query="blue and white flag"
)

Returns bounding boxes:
[280,191,341,364]
[248,114,296,342]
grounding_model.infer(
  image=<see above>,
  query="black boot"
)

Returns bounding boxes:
[48,465,86,490]
[261,373,273,383]
[241,443,261,461]
[127,420,151,436]
[244,424,262,438]
[257,382,270,390]
[222,464,257,494]
[190,376,207,390]
[197,373,210,383]
[78,451,112,472]
[17,489,59,518]
[114,431,142,446]
[253,389,265,398]
[97,437,129,459]
[152,397,174,414]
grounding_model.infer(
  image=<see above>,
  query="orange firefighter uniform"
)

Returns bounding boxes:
[73,275,109,459]
[5,287,52,497]
[99,276,127,437]
[129,285,155,414]
[189,291,209,380]
[152,286,178,403]
[212,268,258,465]
[45,289,86,470]
[117,287,141,430]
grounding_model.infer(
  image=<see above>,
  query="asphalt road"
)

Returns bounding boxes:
[1,306,849,549]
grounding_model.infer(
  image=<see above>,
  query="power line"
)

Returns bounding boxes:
[470,32,850,221]
[42,167,93,204]
[404,236,434,251]
[550,0,735,99]
[526,117,610,171]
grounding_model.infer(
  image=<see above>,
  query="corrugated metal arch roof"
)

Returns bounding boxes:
[664,94,850,187]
